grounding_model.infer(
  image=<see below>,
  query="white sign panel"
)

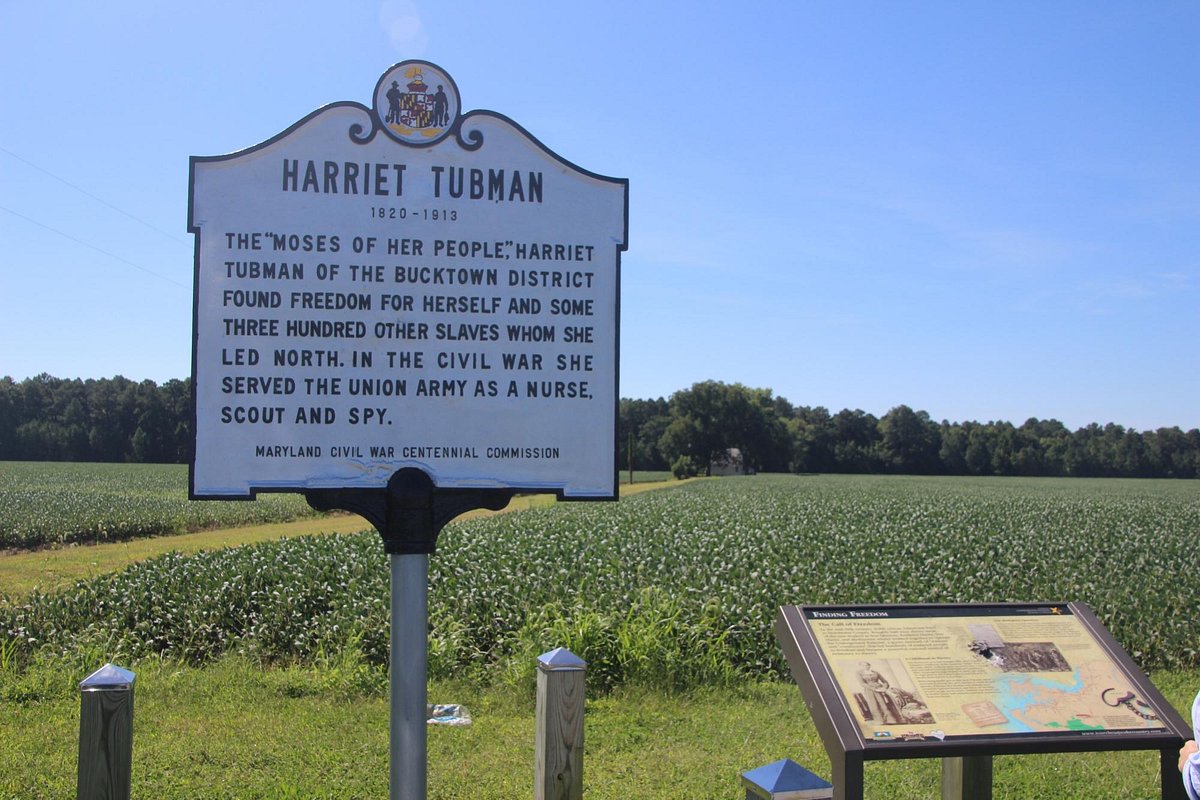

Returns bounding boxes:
[190,61,628,499]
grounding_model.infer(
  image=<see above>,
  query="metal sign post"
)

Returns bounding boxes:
[308,468,511,800]
[391,551,428,799]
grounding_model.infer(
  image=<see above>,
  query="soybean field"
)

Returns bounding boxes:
[3,474,1198,691]
[0,462,319,550]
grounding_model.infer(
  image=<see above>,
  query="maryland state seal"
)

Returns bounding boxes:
[374,61,460,146]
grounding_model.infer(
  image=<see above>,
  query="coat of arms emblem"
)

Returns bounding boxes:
[374,61,459,146]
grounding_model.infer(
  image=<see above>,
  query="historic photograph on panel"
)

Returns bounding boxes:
[839,659,935,725]
[968,636,1072,673]
[995,642,1072,673]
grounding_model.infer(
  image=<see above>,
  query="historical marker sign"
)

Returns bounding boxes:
[189,61,628,499]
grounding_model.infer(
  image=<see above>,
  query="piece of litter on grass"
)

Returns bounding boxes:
[427,703,472,726]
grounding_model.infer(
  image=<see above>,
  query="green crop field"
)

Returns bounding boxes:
[0,462,320,550]
[4,474,1198,684]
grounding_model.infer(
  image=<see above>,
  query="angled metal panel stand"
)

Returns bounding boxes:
[308,468,512,800]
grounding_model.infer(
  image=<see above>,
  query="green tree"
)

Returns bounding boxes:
[877,405,941,474]
[0,377,16,459]
[1020,418,1070,476]
[788,406,837,473]
[658,381,790,474]
[963,423,993,476]
[829,409,880,473]
[618,397,670,471]
[938,422,969,475]
[1146,427,1199,478]
[658,414,706,472]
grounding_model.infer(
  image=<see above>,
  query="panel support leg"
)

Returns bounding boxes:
[1163,747,1187,800]
[830,749,864,800]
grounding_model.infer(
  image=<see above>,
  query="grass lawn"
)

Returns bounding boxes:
[2,658,1195,799]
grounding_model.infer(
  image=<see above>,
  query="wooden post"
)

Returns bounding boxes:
[941,755,992,800]
[627,431,634,485]
[535,647,586,800]
[77,663,135,800]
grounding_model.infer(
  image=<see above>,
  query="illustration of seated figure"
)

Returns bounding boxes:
[888,686,935,724]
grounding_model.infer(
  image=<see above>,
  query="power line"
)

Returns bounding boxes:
[0,144,190,247]
[0,204,189,289]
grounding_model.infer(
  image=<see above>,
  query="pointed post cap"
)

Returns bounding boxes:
[537,646,586,672]
[742,758,832,799]
[80,663,136,692]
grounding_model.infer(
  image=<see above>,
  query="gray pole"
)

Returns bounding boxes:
[391,552,428,800]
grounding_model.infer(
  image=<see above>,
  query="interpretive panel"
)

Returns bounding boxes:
[803,604,1167,744]
[777,602,1188,759]
[189,61,628,499]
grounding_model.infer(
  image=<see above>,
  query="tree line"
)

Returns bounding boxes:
[2,374,1197,478]
[621,380,1200,479]
[0,374,192,463]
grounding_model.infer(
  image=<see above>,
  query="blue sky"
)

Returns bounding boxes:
[2,1,1197,431]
